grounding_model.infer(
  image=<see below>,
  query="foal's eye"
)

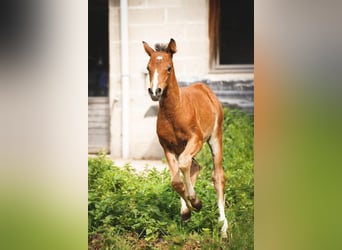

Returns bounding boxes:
[167,66,172,73]
[146,66,150,71]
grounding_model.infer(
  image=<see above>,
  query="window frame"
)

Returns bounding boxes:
[209,0,254,73]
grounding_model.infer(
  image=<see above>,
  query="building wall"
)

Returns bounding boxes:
[109,0,253,159]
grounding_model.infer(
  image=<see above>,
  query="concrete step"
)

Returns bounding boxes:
[204,80,254,91]
[220,98,254,114]
[215,90,254,100]
[178,79,254,114]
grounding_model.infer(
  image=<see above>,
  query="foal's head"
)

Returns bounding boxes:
[142,38,177,101]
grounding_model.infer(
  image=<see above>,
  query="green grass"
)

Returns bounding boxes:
[88,108,254,249]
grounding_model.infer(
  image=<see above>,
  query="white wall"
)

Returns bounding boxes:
[109,0,210,159]
[108,0,253,159]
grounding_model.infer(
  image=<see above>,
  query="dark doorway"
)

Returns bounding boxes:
[88,0,110,154]
[88,0,108,96]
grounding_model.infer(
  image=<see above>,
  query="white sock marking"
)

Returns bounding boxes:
[180,197,188,214]
[218,199,228,237]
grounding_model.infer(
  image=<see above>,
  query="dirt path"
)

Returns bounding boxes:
[112,158,168,173]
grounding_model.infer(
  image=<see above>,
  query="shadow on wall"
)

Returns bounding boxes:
[142,108,163,159]
[143,135,164,160]
[144,105,158,117]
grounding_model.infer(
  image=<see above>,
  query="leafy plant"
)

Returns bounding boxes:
[88,108,254,249]
[196,108,254,248]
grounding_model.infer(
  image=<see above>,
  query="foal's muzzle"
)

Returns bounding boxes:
[148,87,162,101]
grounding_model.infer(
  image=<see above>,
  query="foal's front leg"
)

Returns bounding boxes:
[180,159,201,221]
[164,150,197,209]
[164,150,187,199]
[178,136,203,211]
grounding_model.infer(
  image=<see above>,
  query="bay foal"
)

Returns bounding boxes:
[143,39,228,238]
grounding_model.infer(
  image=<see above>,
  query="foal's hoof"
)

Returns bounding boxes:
[191,197,202,212]
[181,211,191,222]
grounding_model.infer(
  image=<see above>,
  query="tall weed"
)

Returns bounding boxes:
[88,108,254,249]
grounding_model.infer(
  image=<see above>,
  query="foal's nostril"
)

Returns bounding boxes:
[148,87,162,97]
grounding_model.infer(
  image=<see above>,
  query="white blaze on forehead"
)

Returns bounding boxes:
[156,55,163,60]
[152,69,159,93]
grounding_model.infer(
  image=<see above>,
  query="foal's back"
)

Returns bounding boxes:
[179,82,223,141]
[181,83,221,110]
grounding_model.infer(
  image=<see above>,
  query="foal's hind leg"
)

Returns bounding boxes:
[180,159,201,221]
[208,133,228,238]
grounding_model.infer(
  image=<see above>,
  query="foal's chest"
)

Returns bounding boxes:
[156,118,188,154]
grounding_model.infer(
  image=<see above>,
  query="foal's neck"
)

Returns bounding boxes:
[159,71,180,111]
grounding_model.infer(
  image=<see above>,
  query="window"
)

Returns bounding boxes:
[209,0,254,72]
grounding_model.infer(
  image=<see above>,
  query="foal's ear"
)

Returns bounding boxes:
[142,41,154,57]
[166,38,177,56]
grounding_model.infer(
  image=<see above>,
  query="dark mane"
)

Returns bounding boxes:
[155,43,168,52]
